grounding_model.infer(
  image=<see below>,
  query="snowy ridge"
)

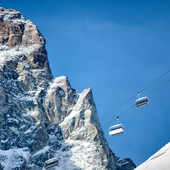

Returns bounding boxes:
[53,139,107,170]
[135,142,170,170]
[59,89,90,125]
[0,44,41,65]
[0,8,25,22]
[46,76,68,97]
[57,87,112,169]
[0,148,30,170]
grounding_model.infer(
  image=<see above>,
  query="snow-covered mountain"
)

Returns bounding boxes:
[135,142,170,170]
[0,7,136,169]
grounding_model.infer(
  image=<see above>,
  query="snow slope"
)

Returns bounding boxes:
[135,142,170,170]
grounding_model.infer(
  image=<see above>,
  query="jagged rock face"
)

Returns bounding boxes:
[0,7,136,170]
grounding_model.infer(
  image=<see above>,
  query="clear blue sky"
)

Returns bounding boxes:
[1,0,170,166]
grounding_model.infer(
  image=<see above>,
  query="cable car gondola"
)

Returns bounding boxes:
[109,117,124,136]
[44,152,59,170]
[135,92,149,108]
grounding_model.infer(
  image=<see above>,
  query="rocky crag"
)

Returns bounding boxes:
[0,7,136,170]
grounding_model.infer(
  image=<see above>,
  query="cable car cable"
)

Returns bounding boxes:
[100,94,136,119]
[100,69,170,120]
[148,79,170,97]
[103,105,134,127]
[140,70,170,92]
[102,79,170,127]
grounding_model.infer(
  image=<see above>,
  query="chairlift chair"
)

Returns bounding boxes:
[109,117,124,136]
[44,152,59,170]
[135,91,149,108]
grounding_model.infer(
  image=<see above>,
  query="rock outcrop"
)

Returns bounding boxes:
[0,7,136,170]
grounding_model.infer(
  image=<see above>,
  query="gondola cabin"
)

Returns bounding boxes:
[135,96,149,108]
[44,157,59,169]
[109,124,124,136]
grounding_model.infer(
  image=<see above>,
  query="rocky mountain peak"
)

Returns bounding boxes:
[0,7,50,73]
[0,7,136,169]
[0,7,44,47]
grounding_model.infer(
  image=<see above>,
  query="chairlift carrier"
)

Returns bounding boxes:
[109,117,124,136]
[135,92,149,108]
[44,152,59,170]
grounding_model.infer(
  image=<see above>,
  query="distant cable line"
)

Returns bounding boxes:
[100,70,170,120]
[102,78,170,127]
[148,79,170,97]
[100,94,136,119]
[140,70,170,92]
[103,105,134,127]
[101,70,170,127]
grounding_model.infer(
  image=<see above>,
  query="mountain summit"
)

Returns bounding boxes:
[0,7,136,169]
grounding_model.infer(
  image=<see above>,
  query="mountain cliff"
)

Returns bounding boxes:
[0,7,136,170]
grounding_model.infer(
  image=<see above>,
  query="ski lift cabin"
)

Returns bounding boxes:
[44,157,59,169]
[109,117,124,136]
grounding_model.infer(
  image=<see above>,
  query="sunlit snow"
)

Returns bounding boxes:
[135,142,170,170]
[0,148,30,170]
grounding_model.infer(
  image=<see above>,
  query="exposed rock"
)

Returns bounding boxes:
[0,7,136,170]
[116,157,136,170]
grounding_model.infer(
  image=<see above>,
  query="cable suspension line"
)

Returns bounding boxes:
[148,79,170,97]
[100,94,136,119]
[103,105,134,127]
[140,70,170,92]
[100,70,170,120]
[102,78,170,127]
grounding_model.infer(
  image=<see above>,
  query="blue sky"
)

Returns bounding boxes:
[1,0,170,166]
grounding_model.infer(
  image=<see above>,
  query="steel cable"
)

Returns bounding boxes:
[101,70,170,127]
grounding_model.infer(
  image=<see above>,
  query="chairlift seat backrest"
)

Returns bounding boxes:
[135,96,149,108]
[44,157,59,169]
[109,123,124,136]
